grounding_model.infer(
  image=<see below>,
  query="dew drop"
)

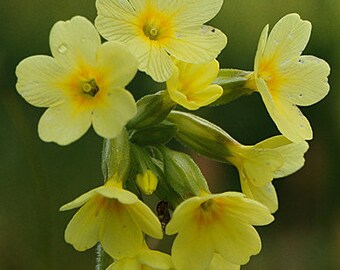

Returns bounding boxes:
[273,39,279,45]
[288,33,293,39]
[298,59,304,64]
[57,44,68,54]
[81,37,88,43]
[299,93,303,98]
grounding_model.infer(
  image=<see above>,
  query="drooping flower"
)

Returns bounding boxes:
[246,13,330,142]
[166,191,274,270]
[95,0,227,82]
[166,59,223,110]
[16,16,138,145]
[106,245,173,270]
[228,135,309,213]
[60,177,163,259]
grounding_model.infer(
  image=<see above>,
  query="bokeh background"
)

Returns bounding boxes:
[1,0,339,269]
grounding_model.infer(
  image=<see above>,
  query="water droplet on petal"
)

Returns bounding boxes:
[81,37,88,43]
[273,39,279,45]
[57,44,68,54]
[299,93,303,98]
[288,33,293,39]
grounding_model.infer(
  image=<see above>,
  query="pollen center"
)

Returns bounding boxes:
[143,24,159,40]
[81,79,99,97]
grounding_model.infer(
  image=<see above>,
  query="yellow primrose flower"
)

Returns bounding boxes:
[228,135,309,213]
[95,0,227,82]
[106,246,173,270]
[166,59,223,110]
[166,191,274,270]
[16,16,138,145]
[60,178,163,259]
[247,13,330,142]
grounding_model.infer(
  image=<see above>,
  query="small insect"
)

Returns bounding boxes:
[156,201,171,231]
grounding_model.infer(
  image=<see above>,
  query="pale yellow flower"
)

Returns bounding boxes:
[247,13,330,142]
[166,59,223,110]
[60,178,163,259]
[95,0,227,82]
[106,246,173,270]
[228,135,309,213]
[166,192,274,270]
[16,16,138,145]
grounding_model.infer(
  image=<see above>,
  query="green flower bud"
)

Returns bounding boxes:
[211,68,253,106]
[159,146,210,200]
[127,90,176,129]
[136,169,158,195]
[167,110,239,162]
[130,122,178,145]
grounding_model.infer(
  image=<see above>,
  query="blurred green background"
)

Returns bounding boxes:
[0,0,339,269]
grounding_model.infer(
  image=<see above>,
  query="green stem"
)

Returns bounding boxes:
[95,244,113,270]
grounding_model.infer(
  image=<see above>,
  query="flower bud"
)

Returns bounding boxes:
[127,91,176,129]
[167,110,238,162]
[160,146,210,200]
[136,169,158,195]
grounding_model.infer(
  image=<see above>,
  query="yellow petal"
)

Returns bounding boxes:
[136,41,174,82]
[38,101,92,145]
[209,254,240,270]
[240,179,278,213]
[166,196,203,235]
[172,0,223,26]
[217,192,274,225]
[96,41,138,89]
[278,56,330,106]
[256,135,309,178]
[172,225,214,270]
[50,16,101,71]
[138,250,173,269]
[263,13,311,63]
[236,145,283,187]
[166,25,227,64]
[100,202,143,258]
[254,24,268,74]
[106,257,140,270]
[60,187,102,211]
[256,77,312,142]
[16,55,66,107]
[212,220,261,265]
[64,196,103,251]
[95,186,139,204]
[92,88,137,139]
[126,201,163,239]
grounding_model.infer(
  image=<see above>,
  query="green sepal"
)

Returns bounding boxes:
[159,146,210,200]
[130,122,178,145]
[211,69,253,106]
[127,90,176,129]
[101,128,131,182]
[167,111,239,162]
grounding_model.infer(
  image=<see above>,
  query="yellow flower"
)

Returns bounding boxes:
[106,245,173,270]
[95,0,227,82]
[166,59,223,110]
[60,178,163,259]
[247,13,330,142]
[16,16,138,145]
[166,191,274,270]
[228,135,309,213]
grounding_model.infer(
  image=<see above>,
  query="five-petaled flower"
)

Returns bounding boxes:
[60,177,163,259]
[166,59,223,110]
[95,0,227,82]
[246,13,330,142]
[16,16,138,145]
[166,191,274,270]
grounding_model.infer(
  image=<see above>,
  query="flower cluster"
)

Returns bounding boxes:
[16,1,330,270]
